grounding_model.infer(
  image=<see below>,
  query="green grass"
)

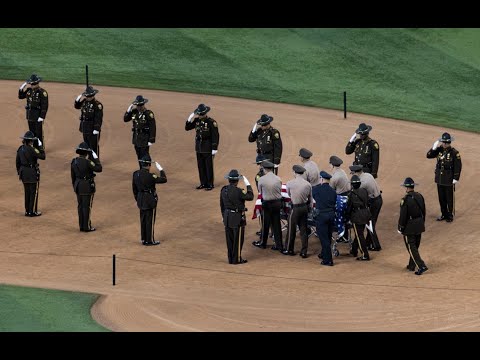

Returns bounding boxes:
[0,284,110,332]
[2,28,480,131]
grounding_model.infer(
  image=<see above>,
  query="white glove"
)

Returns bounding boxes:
[75,94,83,102]
[397,230,402,234]
[20,82,27,90]
[453,179,458,185]
[127,104,134,113]
[91,150,98,159]
[212,150,218,156]
[349,132,357,143]
[155,162,163,171]
[432,140,439,150]
[38,117,44,122]
[37,138,42,147]
[274,164,280,168]
[93,130,100,135]
[243,176,251,187]
[148,142,153,146]
[187,112,195,123]
[252,122,257,133]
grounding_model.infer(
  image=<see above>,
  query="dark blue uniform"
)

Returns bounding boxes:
[312,183,337,265]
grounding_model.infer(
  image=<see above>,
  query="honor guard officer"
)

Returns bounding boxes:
[16,131,45,217]
[254,154,267,191]
[283,165,313,258]
[329,155,351,243]
[71,142,102,232]
[185,104,219,190]
[345,122,380,178]
[124,95,156,165]
[299,148,321,187]
[18,74,49,149]
[74,86,103,157]
[426,132,462,222]
[398,177,428,275]
[132,154,167,245]
[220,170,254,264]
[249,114,282,175]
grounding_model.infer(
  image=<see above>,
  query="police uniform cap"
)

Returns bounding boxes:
[27,74,42,85]
[20,130,37,140]
[83,85,99,97]
[349,164,363,172]
[194,103,210,115]
[224,169,243,180]
[319,170,332,179]
[356,122,372,135]
[139,154,152,164]
[261,160,275,169]
[329,155,343,166]
[401,177,418,187]
[350,175,361,183]
[293,165,306,174]
[299,148,313,159]
[75,141,92,154]
[254,154,266,164]
[439,132,454,143]
[257,114,273,126]
[133,95,148,105]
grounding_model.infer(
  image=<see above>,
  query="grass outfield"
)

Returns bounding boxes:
[1,28,480,132]
[0,284,109,332]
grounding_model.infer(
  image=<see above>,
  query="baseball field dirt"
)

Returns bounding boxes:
[1,80,479,331]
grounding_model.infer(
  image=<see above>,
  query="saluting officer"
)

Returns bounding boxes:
[185,104,219,190]
[299,148,321,187]
[132,154,167,246]
[249,114,282,175]
[74,86,103,157]
[426,132,462,222]
[398,177,428,275]
[71,142,102,232]
[18,74,49,149]
[124,95,156,165]
[345,122,380,178]
[220,170,254,264]
[16,131,45,217]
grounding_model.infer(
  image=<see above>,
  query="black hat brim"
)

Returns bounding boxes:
[83,89,99,97]
[133,99,149,105]
[195,106,211,115]
[257,116,273,125]
[20,136,38,140]
[356,125,372,134]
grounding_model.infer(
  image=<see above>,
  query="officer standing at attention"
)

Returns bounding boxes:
[345,122,380,178]
[124,95,156,165]
[283,165,313,258]
[312,171,337,265]
[185,104,219,190]
[249,114,282,175]
[254,154,266,237]
[132,154,167,245]
[329,155,351,243]
[74,86,103,157]
[426,132,462,222]
[298,148,321,187]
[220,170,254,264]
[398,177,428,275]
[18,74,49,150]
[252,161,284,252]
[71,142,102,232]
[16,131,45,217]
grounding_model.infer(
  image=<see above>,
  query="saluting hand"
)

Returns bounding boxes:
[155,162,163,171]
[91,150,98,159]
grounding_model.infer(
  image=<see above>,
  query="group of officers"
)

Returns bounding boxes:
[15,74,463,271]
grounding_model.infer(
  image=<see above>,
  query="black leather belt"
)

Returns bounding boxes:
[292,202,308,208]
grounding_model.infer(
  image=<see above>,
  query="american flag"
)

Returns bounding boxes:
[252,184,291,220]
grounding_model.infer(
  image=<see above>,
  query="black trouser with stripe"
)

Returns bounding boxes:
[77,193,94,231]
[23,182,39,214]
[28,121,44,149]
[316,211,335,263]
[225,225,245,264]
[437,184,454,219]
[351,223,370,259]
[196,152,214,187]
[140,207,157,243]
[366,195,383,249]
[135,146,149,161]
[404,234,426,270]
[261,199,283,249]
[285,204,309,254]
[83,132,100,158]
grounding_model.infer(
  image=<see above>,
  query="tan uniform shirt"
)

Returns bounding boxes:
[359,172,381,198]
[258,171,282,201]
[286,175,313,206]
[330,167,350,194]
[302,160,321,186]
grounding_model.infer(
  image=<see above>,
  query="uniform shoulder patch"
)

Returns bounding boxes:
[34,148,40,154]
[274,131,280,139]
[373,142,379,150]
[98,103,103,110]
[242,189,247,194]
[90,161,95,167]
[149,111,154,118]
[400,199,404,206]
[213,121,217,128]
[152,174,158,179]
[456,152,461,159]
[43,91,48,97]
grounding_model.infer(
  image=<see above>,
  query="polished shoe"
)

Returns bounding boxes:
[446,217,453,223]
[204,186,214,191]
[406,265,415,271]
[196,184,206,190]
[82,227,96,232]
[143,240,160,246]
[436,215,447,221]
[29,211,42,217]
[282,250,295,256]
[252,241,266,249]
[300,253,308,259]
[369,247,382,251]
[25,212,31,217]
[234,258,248,264]
[356,256,370,261]
[320,260,334,266]
[415,266,428,275]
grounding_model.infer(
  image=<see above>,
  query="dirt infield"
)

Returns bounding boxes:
[1,80,480,332]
